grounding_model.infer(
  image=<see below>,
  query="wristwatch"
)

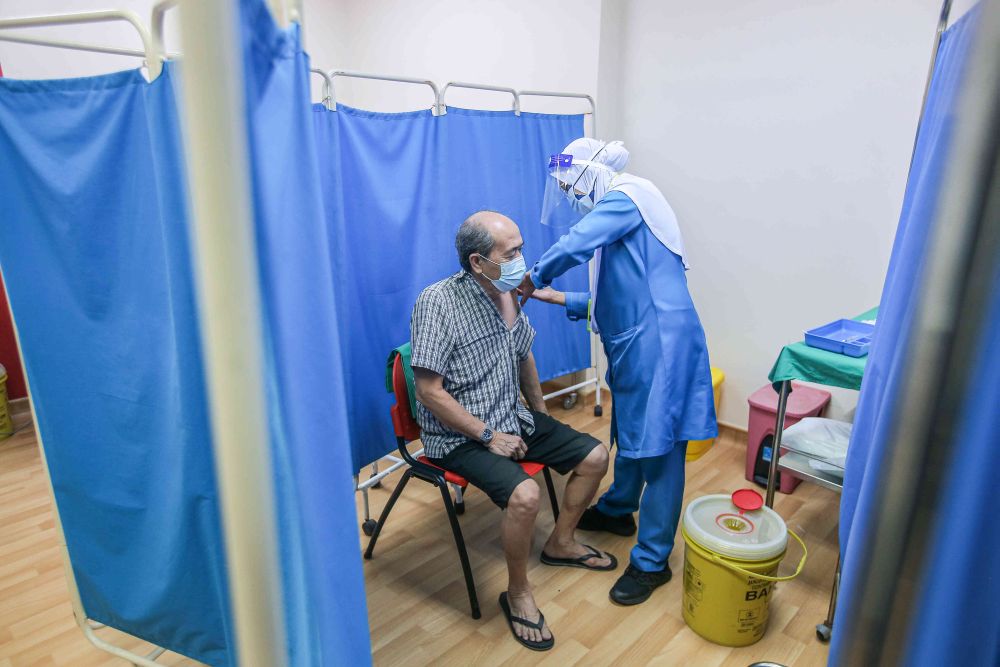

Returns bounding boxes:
[480,426,495,444]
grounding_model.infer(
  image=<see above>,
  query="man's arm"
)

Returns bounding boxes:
[518,351,548,415]
[413,367,527,459]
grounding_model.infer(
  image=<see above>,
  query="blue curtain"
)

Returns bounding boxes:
[0,1,372,664]
[831,6,983,664]
[901,249,1000,665]
[314,105,589,470]
[240,2,371,665]
[0,65,233,665]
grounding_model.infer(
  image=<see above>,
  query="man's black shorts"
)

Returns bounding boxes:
[428,410,602,509]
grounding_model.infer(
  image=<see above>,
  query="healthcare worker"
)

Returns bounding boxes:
[519,138,717,605]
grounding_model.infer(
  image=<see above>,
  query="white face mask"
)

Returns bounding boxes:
[477,254,527,292]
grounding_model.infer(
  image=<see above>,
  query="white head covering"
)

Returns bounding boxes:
[559,138,689,269]
[558,137,629,204]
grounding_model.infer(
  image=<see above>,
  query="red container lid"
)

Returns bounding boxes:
[731,488,763,512]
[748,381,831,418]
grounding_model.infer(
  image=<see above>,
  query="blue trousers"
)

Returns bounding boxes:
[596,442,687,572]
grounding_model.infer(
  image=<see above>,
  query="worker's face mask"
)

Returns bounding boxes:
[569,188,596,215]
[477,253,526,293]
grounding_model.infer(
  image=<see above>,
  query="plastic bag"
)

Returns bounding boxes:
[782,417,852,470]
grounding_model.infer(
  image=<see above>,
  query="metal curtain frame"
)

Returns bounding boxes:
[520,89,597,137]
[310,68,334,109]
[0,7,168,80]
[0,1,299,665]
[912,0,955,163]
[327,69,441,113]
[315,69,605,531]
[0,5,177,664]
[0,6,184,664]
[176,0,289,664]
[438,80,520,114]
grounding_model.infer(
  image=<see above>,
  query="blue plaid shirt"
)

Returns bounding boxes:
[410,271,536,458]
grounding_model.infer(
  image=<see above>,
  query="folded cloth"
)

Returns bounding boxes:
[385,342,418,416]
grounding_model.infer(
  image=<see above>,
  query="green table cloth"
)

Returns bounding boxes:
[767,307,878,391]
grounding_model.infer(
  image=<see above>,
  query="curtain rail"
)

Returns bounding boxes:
[327,69,440,114]
[0,9,164,80]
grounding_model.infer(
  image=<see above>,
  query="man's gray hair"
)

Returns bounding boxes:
[455,211,498,272]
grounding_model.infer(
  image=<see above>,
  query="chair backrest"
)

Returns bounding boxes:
[390,354,422,443]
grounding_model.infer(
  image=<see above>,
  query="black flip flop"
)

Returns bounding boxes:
[540,544,618,571]
[498,592,554,651]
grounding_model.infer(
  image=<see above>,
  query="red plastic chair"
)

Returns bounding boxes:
[364,354,560,619]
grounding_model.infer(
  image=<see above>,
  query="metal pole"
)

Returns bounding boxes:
[825,555,841,628]
[331,70,440,113]
[910,0,954,165]
[176,1,287,665]
[834,0,1000,662]
[438,81,520,115]
[0,9,163,79]
[765,380,790,507]
[919,0,954,121]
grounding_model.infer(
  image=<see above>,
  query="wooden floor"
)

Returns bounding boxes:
[0,395,837,666]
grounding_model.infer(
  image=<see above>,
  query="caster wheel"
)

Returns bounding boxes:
[594,405,604,417]
[362,519,377,537]
[816,623,832,643]
[370,480,382,489]
[562,392,579,410]
[455,501,465,515]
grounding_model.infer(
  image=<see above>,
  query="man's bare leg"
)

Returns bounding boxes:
[502,478,551,644]
[542,445,613,566]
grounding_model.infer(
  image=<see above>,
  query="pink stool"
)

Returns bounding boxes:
[746,382,831,494]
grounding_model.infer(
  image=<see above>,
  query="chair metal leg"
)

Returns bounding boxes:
[452,483,465,515]
[542,467,560,522]
[364,468,413,560]
[437,481,481,619]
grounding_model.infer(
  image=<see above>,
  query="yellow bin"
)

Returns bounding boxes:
[687,367,725,461]
[0,364,12,439]
[681,492,807,646]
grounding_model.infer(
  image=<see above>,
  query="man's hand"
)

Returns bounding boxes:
[518,274,536,306]
[487,433,528,460]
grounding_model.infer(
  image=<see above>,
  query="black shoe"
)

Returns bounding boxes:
[609,564,672,606]
[576,505,637,536]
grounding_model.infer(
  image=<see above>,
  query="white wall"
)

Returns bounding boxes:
[604,0,974,428]
[2,0,974,429]
[0,0,601,145]
[303,0,602,118]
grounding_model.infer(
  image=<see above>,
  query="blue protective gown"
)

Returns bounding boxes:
[530,190,717,571]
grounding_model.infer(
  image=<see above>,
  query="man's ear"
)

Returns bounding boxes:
[468,254,482,274]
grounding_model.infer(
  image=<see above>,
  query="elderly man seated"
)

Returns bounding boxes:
[410,210,616,651]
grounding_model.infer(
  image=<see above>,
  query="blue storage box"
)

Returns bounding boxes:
[804,319,875,357]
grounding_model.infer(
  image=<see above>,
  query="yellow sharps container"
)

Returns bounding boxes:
[682,490,807,646]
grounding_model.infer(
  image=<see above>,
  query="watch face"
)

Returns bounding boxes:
[481,427,494,443]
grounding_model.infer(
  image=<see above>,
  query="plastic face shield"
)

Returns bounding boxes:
[540,153,588,228]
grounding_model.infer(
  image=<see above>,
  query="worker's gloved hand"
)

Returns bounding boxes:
[489,433,528,460]
[526,287,565,306]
